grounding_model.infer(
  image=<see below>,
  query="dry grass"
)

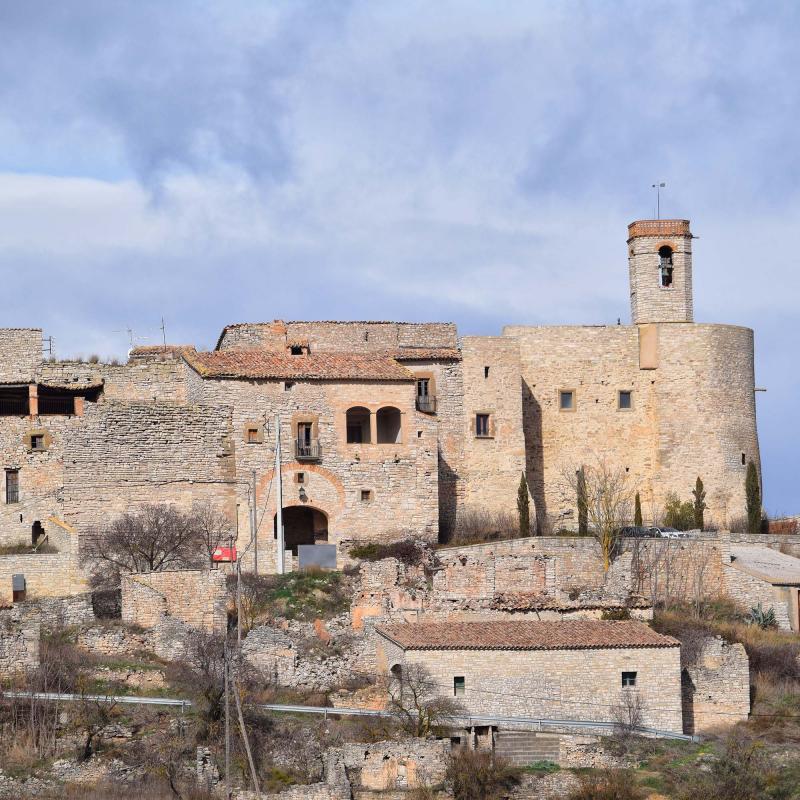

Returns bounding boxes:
[439,508,519,546]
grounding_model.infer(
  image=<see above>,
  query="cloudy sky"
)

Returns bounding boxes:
[0,1,797,512]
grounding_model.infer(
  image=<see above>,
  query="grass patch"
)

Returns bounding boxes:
[0,542,59,555]
[522,760,560,774]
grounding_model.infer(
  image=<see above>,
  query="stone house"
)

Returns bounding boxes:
[0,216,764,590]
[375,619,684,734]
[725,546,800,631]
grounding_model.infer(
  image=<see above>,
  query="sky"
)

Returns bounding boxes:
[0,1,797,513]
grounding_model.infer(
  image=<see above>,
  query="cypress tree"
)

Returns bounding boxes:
[634,492,643,527]
[692,477,707,531]
[577,467,588,536]
[517,472,530,537]
[746,461,761,534]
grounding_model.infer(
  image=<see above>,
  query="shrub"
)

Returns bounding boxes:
[601,607,631,620]
[445,508,518,546]
[769,517,799,535]
[663,492,694,531]
[445,749,521,800]
[566,769,643,800]
[748,602,777,630]
[348,538,423,566]
[517,472,531,537]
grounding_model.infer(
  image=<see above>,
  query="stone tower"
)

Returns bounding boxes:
[628,219,694,324]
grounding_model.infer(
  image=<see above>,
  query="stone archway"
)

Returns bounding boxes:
[275,506,329,555]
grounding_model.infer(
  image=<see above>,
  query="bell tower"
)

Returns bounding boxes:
[628,219,694,324]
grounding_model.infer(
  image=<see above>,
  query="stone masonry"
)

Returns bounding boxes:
[0,605,40,675]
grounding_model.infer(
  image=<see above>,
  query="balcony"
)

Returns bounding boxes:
[295,439,322,461]
[416,395,437,413]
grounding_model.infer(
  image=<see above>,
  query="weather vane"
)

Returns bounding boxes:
[651,181,665,219]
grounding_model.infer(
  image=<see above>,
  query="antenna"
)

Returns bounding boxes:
[160,317,167,352]
[651,182,666,219]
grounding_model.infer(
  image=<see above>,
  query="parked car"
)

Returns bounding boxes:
[647,526,690,539]
[619,526,658,538]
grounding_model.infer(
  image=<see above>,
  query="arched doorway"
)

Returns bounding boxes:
[275,506,329,555]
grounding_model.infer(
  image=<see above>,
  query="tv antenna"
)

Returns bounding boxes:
[651,181,665,219]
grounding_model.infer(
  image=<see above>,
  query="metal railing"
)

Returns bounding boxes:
[416,395,437,413]
[295,439,321,461]
[0,690,698,742]
[38,396,75,415]
[0,398,29,416]
[5,487,19,504]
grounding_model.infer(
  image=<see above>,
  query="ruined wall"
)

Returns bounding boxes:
[0,552,87,604]
[723,565,793,630]
[682,636,750,734]
[0,606,40,675]
[184,368,439,571]
[217,321,458,353]
[377,636,683,733]
[61,401,236,531]
[505,322,760,530]
[459,337,526,521]
[0,328,41,382]
[121,569,227,632]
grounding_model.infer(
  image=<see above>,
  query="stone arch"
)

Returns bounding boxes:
[376,406,402,444]
[275,505,329,554]
[346,406,371,443]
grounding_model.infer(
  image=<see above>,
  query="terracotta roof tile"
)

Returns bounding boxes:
[184,349,415,381]
[376,620,677,651]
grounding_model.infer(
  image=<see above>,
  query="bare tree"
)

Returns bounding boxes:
[81,504,211,588]
[612,690,645,744]
[387,663,465,737]
[192,500,235,566]
[561,459,635,571]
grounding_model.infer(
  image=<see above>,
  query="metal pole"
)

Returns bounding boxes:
[251,470,258,575]
[224,642,230,800]
[236,558,242,649]
[275,414,284,575]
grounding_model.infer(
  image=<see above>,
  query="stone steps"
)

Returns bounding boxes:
[495,731,561,766]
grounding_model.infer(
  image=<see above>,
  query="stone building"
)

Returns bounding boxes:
[0,217,762,587]
[375,619,684,734]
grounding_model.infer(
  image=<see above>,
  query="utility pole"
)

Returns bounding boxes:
[224,641,231,800]
[275,414,284,575]
[250,470,258,575]
[160,317,167,352]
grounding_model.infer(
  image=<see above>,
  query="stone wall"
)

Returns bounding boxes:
[121,569,227,632]
[61,400,236,531]
[0,605,40,675]
[0,552,87,605]
[505,322,760,531]
[723,564,793,630]
[0,328,41,382]
[459,337,526,521]
[377,636,683,733]
[682,636,750,735]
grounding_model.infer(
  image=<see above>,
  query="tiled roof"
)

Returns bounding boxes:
[729,546,800,586]
[376,620,678,651]
[391,348,461,361]
[184,349,415,381]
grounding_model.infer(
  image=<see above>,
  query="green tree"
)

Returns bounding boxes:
[634,492,643,527]
[577,467,588,536]
[663,492,694,531]
[746,460,761,534]
[692,477,707,531]
[517,472,531,537]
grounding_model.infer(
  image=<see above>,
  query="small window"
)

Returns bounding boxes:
[284,381,295,391]
[30,434,45,451]
[741,453,746,466]
[453,676,465,696]
[290,346,303,356]
[346,407,371,444]
[296,472,305,484]
[618,390,633,410]
[416,378,429,398]
[622,671,637,688]
[246,427,260,444]
[659,246,673,288]
[5,469,19,504]
[484,366,490,379]
[559,390,575,411]
[475,414,490,438]
[360,489,372,502]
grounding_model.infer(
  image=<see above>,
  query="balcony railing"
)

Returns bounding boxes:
[416,395,437,413]
[295,439,322,461]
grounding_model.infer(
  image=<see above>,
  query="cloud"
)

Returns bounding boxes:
[0,0,798,511]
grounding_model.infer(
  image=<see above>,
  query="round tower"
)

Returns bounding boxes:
[628,219,694,324]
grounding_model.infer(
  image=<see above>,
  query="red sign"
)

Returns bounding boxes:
[212,546,237,562]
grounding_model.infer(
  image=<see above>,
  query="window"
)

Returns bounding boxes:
[453,676,465,696]
[475,413,490,437]
[376,406,402,444]
[30,434,45,451]
[346,407,371,444]
[741,453,746,466]
[415,376,436,413]
[284,381,294,391]
[246,427,260,444]
[360,489,372,502]
[559,390,575,411]
[484,366,490,378]
[622,671,637,688]
[417,378,430,398]
[618,390,633,410]
[5,470,19,504]
[297,422,313,447]
[290,345,303,355]
[296,472,305,484]
[659,246,673,288]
